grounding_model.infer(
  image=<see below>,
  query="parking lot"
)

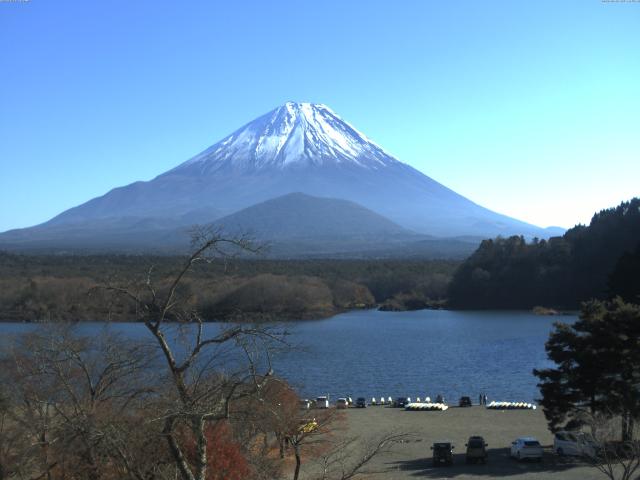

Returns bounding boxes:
[327,405,603,479]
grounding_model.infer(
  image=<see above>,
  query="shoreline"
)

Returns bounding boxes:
[0,304,581,324]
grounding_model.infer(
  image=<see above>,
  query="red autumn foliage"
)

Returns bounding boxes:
[184,421,252,480]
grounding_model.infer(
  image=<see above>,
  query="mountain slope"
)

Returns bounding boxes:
[215,192,411,240]
[211,193,479,258]
[0,102,561,253]
[0,194,480,258]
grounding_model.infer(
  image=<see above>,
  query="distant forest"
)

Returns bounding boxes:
[448,198,640,309]
[0,254,457,322]
[3,199,639,321]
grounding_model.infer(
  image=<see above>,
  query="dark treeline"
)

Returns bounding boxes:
[448,198,640,309]
[0,253,458,322]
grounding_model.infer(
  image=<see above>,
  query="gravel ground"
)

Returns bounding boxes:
[328,405,604,479]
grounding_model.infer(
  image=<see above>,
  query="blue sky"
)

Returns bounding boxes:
[1,0,638,231]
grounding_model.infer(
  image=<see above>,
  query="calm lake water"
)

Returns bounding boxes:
[0,309,575,404]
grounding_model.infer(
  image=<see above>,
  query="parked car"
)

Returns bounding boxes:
[554,431,599,458]
[465,436,488,464]
[336,398,349,409]
[459,396,472,407]
[355,397,367,408]
[510,437,543,461]
[315,396,329,409]
[299,399,311,409]
[431,442,454,466]
[393,397,409,408]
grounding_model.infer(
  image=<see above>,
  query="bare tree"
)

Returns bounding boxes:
[286,409,342,480]
[100,228,286,480]
[237,376,411,480]
[278,400,410,480]
[0,229,289,480]
[1,327,163,480]
[0,386,27,480]
[311,432,412,480]
[0,352,64,480]
[583,411,640,480]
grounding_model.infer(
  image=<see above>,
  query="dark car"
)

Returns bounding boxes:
[459,396,472,407]
[393,397,408,408]
[431,442,454,466]
[355,397,367,408]
[465,436,488,463]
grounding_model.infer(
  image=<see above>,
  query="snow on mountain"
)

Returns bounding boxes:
[0,101,564,253]
[171,102,400,174]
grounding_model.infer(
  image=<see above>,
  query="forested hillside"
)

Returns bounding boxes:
[0,254,457,322]
[448,198,640,309]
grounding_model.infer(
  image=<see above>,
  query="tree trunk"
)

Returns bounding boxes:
[278,434,285,459]
[164,418,196,480]
[193,417,208,480]
[622,411,632,442]
[42,405,53,480]
[293,444,301,480]
[84,445,101,480]
[623,414,635,442]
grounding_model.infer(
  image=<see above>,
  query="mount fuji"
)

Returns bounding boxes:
[0,102,562,255]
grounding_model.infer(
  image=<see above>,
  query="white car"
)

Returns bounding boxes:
[315,396,329,409]
[510,437,543,461]
[336,398,349,409]
[554,431,599,458]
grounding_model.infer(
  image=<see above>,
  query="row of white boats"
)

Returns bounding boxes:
[403,401,535,412]
[405,402,449,411]
[370,396,439,405]
[317,397,536,410]
[486,401,537,410]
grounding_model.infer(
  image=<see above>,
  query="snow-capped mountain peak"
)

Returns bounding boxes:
[3,101,559,249]
[172,102,401,174]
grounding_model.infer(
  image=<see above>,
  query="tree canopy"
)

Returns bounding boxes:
[608,243,640,305]
[448,198,640,309]
[534,298,640,441]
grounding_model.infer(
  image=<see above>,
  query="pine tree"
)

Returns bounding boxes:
[534,298,640,441]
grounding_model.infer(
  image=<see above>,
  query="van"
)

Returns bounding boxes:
[554,431,599,458]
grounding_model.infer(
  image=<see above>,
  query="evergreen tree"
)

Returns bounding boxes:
[534,298,640,441]
[608,242,640,304]
[448,198,640,309]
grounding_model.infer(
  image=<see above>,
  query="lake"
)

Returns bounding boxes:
[0,309,574,404]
